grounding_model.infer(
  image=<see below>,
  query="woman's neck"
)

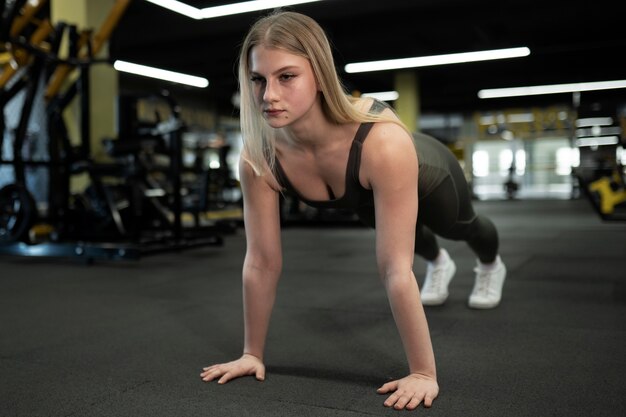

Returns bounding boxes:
[279,119,358,156]
[280,105,354,152]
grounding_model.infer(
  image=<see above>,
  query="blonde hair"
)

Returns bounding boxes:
[237,10,408,176]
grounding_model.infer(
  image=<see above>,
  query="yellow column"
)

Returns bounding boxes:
[393,70,420,132]
[50,0,117,163]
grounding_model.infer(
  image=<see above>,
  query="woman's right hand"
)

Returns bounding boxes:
[200,353,266,384]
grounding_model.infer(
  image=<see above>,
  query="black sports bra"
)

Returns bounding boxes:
[273,100,388,210]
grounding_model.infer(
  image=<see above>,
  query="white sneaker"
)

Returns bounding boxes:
[468,256,506,309]
[420,249,456,306]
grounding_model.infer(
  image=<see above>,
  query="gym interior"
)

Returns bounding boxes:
[1,1,625,416]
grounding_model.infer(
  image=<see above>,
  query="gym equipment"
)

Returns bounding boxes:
[577,166,626,222]
[45,0,131,100]
[0,0,232,262]
[0,1,48,243]
[573,104,626,222]
[0,182,36,243]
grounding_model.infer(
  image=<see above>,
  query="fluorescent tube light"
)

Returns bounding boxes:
[143,0,199,18]
[113,60,209,88]
[144,0,323,20]
[575,136,620,147]
[478,79,626,99]
[344,47,530,74]
[200,0,324,18]
[576,117,614,127]
[361,91,399,101]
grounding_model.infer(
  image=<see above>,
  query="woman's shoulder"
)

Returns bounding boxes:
[344,97,412,150]
[239,149,283,192]
[360,124,416,176]
[360,121,418,186]
[367,120,414,149]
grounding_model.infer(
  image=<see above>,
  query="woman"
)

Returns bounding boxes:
[201,10,506,410]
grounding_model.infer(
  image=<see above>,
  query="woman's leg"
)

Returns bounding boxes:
[414,224,440,261]
[417,157,505,308]
[418,167,498,264]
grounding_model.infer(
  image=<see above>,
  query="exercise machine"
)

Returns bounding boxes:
[0,0,231,262]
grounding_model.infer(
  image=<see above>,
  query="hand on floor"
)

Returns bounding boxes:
[200,353,265,384]
[377,373,439,410]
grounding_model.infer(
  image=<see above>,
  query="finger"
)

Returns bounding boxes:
[406,396,423,410]
[392,394,412,410]
[218,372,233,384]
[201,369,223,381]
[383,391,401,408]
[377,381,398,393]
[255,368,265,381]
[201,373,218,382]
[200,367,215,376]
[201,366,219,375]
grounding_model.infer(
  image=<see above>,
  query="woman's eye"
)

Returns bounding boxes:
[250,76,265,84]
[280,73,295,81]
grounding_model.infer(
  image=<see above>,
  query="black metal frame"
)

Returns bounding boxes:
[0,14,225,262]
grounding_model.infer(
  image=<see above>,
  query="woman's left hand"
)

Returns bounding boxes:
[377,373,439,410]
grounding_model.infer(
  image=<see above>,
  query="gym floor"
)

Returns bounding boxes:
[1,198,625,417]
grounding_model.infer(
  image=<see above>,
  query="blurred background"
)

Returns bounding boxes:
[110,0,626,202]
[2,0,626,255]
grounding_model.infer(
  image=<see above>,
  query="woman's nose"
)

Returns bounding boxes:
[263,79,278,102]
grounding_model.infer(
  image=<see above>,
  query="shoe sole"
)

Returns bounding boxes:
[421,298,448,306]
[468,300,500,309]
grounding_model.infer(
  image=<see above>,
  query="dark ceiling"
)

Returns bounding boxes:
[111,0,626,116]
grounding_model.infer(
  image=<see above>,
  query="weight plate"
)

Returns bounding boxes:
[0,183,37,243]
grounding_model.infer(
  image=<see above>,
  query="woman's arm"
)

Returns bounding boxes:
[240,158,283,360]
[362,121,439,409]
[201,157,282,384]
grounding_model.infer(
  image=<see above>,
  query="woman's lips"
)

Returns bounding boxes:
[264,109,284,117]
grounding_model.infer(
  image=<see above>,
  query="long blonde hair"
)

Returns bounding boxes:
[237,10,408,176]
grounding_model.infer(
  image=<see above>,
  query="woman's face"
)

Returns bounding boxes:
[248,45,320,129]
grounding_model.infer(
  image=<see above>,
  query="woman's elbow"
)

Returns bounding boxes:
[377,263,413,288]
[244,253,282,279]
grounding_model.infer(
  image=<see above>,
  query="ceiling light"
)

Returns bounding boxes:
[144,0,324,20]
[361,91,399,101]
[575,136,619,147]
[143,0,198,18]
[113,60,209,88]
[478,79,626,99]
[200,0,324,18]
[344,47,530,74]
[576,117,614,127]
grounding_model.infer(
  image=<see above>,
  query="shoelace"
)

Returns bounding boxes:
[425,264,447,292]
[473,268,494,295]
